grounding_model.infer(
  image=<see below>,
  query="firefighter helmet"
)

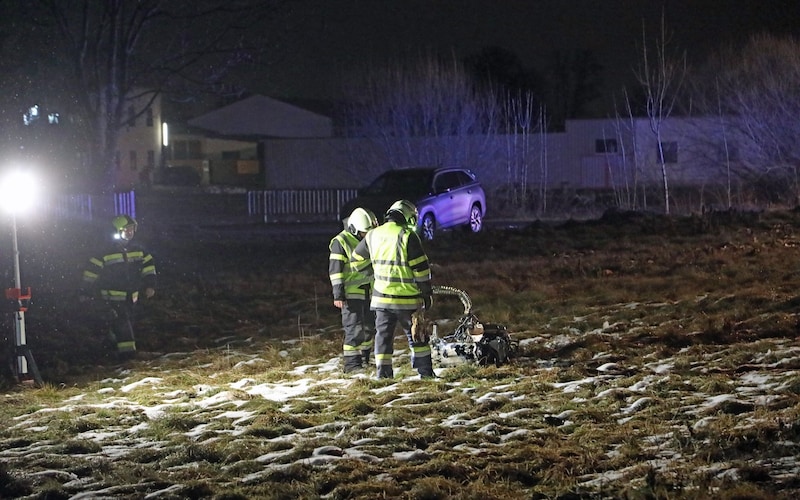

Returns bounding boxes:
[112,214,137,240]
[385,199,418,228]
[347,207,378,235]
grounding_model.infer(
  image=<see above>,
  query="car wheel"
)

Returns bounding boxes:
[466,204,483,233]
[421,213,436,241]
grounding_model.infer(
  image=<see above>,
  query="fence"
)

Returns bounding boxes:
[247,189,358,222]
[50,191,136,222]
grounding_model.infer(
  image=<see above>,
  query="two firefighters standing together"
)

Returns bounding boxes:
[329,200,435,379]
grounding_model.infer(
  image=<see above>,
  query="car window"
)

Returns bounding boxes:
[455,170,474,185]
[363,170,434,196]
[434,171,463,193]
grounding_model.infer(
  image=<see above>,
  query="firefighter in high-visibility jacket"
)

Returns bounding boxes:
[329,207,379,373]
[351,199,435,379]
[80,215,157,360]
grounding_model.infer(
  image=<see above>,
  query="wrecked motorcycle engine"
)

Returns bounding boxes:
[429,285,518,367]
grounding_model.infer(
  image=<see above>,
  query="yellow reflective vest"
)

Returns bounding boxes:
[352,221,431,311]
[328,230,373,301]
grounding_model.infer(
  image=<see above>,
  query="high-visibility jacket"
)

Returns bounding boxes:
[82,241,157,303]
[352,221,431,311]
[328,230,373,301]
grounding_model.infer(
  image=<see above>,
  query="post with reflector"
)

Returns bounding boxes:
[1,169,42,386]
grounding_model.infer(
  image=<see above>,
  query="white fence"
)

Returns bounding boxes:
[51,189,359,224]
[51,191,136,222]
[247,189,358,222]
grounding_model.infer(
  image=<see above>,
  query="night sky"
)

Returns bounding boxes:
[254,0,800,113]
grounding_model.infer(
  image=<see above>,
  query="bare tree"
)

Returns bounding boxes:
[16,0,281,190]
[611,88,648,211]
[502,90,534,214]
[634,15,686,214]
[688,34,800,203]
[339,54,500,177]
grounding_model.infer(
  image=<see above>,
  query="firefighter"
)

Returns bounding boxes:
[329,207,379,373]
[351,199,435,379]
[80,215,157,360]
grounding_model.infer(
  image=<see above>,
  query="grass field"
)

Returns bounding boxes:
[1,207,799,499]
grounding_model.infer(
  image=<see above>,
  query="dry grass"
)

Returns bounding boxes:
[1,208,800,498]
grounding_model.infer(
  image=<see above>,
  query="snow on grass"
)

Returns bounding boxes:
[2,329,800,498]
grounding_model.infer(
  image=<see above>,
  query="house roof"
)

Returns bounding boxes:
[187,94,333,138]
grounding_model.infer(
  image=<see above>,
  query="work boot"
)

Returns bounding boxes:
[376,366,393,379]
[343,358,363,374]
[362,350,371,366]
[414,359,435,379]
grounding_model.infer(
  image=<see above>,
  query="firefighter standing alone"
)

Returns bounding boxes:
[351,199,435,379]
[80,215,157,360]
[329,207,379,373]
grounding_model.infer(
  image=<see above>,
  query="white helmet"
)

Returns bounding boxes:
[385,199,418,228]
[347,207,378,235]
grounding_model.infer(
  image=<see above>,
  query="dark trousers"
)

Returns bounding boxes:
[374,309,434,378]
[341,298,375,371]
[103,301,137,356]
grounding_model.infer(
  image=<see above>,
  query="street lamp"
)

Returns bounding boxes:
[0,169,42,385]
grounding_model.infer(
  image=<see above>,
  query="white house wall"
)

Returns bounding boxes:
[117,92,163,189]
[258,118,737,192]
[261,134,573,194]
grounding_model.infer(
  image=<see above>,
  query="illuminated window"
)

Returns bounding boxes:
[595,139,618,153]
[658,141,678,163]
[23,105,40,126]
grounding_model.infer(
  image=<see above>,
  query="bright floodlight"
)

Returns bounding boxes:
[0,169,37,214]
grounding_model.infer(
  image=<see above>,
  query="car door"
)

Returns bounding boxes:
[432,170,469,228]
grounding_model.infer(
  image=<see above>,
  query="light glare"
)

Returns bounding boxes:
[0,170,38,214]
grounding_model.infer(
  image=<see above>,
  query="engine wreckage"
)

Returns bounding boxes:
[424,285,518,367]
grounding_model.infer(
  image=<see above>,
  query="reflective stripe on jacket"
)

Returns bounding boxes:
[352,221,431,311]
[82,244,157,302]
[329,230,373,300]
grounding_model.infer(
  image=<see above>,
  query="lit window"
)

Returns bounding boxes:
[23,105,39,126]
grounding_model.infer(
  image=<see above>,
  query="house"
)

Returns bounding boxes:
[177,95,334,187]
[254,117,733,196]
[114,93,334,189]
[122,92,736,198]
[116,92,164,189]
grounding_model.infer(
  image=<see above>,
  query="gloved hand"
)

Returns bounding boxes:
[423,295,433,311]
[411,308,433,343]
[144,287,155,299]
